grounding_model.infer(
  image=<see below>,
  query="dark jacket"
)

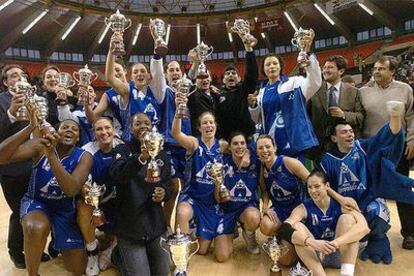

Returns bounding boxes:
[215,51,258,140]
[0,91,31,178]
[188,89,218,136]
[110,141,172,242]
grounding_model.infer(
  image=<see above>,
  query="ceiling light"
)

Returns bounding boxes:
[261,32,266,39]
[313,3,335,25]
[228,32,233,43]
[132,23,142,46]
[61,16,81,40]
[165,24,171,44]
[358,3,374,16]
[196,23,200,45]
[0,0,14,12]
[283,11,298,32]
[98,24,110,44]
[22,9,49,34]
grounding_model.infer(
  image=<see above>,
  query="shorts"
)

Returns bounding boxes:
[320,251,341,268]
[178,193,222,240]
[165,144,186,179]
[221,203,259,235]
[20,197,84,250]
[271,205,295,222]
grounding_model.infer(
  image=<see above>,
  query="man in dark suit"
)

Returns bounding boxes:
[308,55,365,160]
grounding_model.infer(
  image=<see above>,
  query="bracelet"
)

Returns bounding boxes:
[138,154,147,165]
[304,236,311,246]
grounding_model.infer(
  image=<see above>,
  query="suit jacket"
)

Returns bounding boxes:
[309,81,365,144]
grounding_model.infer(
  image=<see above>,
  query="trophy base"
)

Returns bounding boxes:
[92,212,106,227]
[269,270,282,276]
[243,36,258,48]
[145,176,161,183]
[155,45,168,56]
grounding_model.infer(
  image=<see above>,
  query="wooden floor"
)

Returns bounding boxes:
[1,189,414,275]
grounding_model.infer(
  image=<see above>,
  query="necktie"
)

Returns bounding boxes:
[328,86,337,107]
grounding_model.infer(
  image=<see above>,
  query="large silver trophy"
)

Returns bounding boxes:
[206,161,232,203]
[55,72,75,106]
[13,76,37,121]
[262,236,289,276]
[143,127,165,183]
[174,74,194,119]
[83,181,107,227]
[73,65,98,105]
[105,9,132,56]
[289,262,313,276]
[160,226,199,276]
[193,41,214,78]
[291,27,315,67]
[149,18,168,56]
[230,18,257,48]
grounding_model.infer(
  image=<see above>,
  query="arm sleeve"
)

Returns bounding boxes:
[149,56,167,104]
[344,89,365,130]
[57,105,79,123]
[299,54,322,101]
[404,86,414,145]
[241,51,259,97]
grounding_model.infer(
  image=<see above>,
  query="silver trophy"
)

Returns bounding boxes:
[206,161,232,203]
[84,181,107,227]
[149,18,168,56]
[230,18,257,48]
[28,95,52,136]
[13,76,37,121]
[160,226,199,276]
[173,74,194,119]
[289,262,313,276]
[105,9,132,56]
[291,27,315,67]
[143,127,165,183]
[55,72,75,105]
[262,236,289,275]
[73,65,98,105]
[193,41,214,78]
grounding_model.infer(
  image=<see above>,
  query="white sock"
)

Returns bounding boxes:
[340,263,355,276]
[86,239,98,252]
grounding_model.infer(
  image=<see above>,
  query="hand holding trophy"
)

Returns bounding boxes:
[73,64,98,105]
[193,41,214,78]
[83,180,107,227]
[13,76,37,121]
[173,74,193,119]
[143,127,165,183]
[55,72,75,106]
[230,18,257,48]
[291,27,315,67]
[206,161,232,203]
[150,18,168,56]
[105,10,132,56]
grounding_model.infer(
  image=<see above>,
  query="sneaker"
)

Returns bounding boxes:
[41,252,51,262]
[9,252,25,269]
[242,230,260,255]
[86,249,100,276]
[48,240,60,258]
[99,239,117,271]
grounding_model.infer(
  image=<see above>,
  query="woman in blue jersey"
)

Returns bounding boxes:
[0,117,92,276]
[77,117,122,275]
[279,171,369,276]
[172,107,227,262]
[249,52,322,158]
[216,132,261,261]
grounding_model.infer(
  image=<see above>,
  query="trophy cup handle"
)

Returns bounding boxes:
[68,79,76,88]
[91,73,98,84]
[159,236,170,254]
[73,72,80,84]
[104,17,110,27]
[291,38,298,48]
[124,18,132,30]
[208,46,214,57]
[188,240,200,260]
[101,184,107,195]
[262,242,269,255]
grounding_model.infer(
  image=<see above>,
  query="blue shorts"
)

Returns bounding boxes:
[20,197,84,250]
[272,205,295,222]
[178,193,222,240]
[165,144,186,179]
[221,203,259,235]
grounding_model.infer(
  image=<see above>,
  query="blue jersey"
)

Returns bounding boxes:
[181,138,222,207]
[303,198,342,241]
[222,153,260,212]
[264,155,302,214]
[320,140,369,205]
[72,107,94,145]
[83,141,121,200]
[159,86,192,145]
[26,147,86,211]
[105,83,160,141]
[261,80,291,156]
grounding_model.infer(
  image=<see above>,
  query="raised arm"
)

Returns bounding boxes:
[149,55,167,104]
[57,105,78,122]
[299,54,322,101]
[172,96,198,153]
[84,93,109,124]
[241,47,258,97]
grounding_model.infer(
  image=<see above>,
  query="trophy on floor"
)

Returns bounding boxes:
[193,41,214,78]
[13,76,37,121]
[73,64,98,105]
[262,236,289,276]
[206,161,232,203]
[83,181,107,227]
[55,72,75,106]
[160,226,199,276]
[143,127,165,183]
[105,9,132,56]
[289,262,313,276]
[230,18,257,47]
[174,74,193,119]
[291,27,315,67]
[149,18,168,56]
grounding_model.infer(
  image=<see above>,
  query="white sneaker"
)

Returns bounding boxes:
[242,230,260,255]
[99,239,117,271]
[86,253,99,276]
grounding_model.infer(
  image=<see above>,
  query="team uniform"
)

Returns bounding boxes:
[178,138,223,240]
[82,140,122,232]
[220,154,260,235]
[105,83,160,142]
[20,148,86,250]
[263,155,304,222]
[159,86,192,179]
